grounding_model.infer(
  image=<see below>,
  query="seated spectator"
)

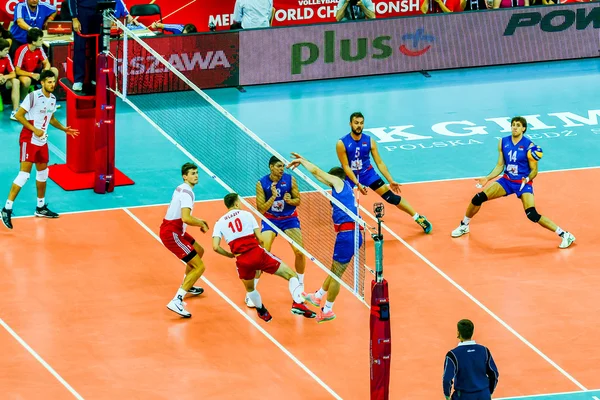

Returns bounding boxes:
[421,0,462,13]
[0,38,20,120]
[14,28,58,101]
[9,0,57,57]
[150,23,197,35]
[493,0,529,8]
[232,0,275,29]
[335,0,376,21]
[0,23,12,48]
[461,0,491,11]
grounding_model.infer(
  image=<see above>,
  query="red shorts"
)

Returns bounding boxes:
[160,230,197,262]
[20,141,49,164]
[235,246,281,280]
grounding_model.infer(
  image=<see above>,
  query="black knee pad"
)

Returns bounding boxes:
[381,190,401,206]
[471,192,488,207]
[525,207,541,223]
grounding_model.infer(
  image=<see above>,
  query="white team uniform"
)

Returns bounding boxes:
[19,90,57,146]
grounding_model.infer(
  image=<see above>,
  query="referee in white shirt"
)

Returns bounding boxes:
[232,0,275,29]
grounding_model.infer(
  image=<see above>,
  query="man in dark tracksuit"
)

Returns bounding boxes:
[443,319,499,400]
[68,0,102,91]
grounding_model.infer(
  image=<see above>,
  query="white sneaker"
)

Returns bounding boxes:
[245,294,255,308]
[451,223,470,238]
[559,232,575,249]
[167,298,191,317]
[72,82,83,91]
[10,110,17,121]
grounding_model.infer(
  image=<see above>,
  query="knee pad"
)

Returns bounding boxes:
[36,168,49,182]
[381,190,401,206]
[525,207,541,223]
[471,192,488,206]
[13,171,30,187]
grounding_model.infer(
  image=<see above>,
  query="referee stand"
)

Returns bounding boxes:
[370,202,392,400]
[49,1,133,193]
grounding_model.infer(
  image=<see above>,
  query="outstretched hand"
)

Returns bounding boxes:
[65,127,80,138]
[287,152,304,170]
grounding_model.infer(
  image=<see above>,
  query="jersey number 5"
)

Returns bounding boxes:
[228,218,243,233]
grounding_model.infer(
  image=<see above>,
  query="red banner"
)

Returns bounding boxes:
[2,0,422,32]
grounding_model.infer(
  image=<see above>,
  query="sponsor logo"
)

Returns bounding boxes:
[399,28,435,56]
[116,51,232,75]
[503,5,600,36]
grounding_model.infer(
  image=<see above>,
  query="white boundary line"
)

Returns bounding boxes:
[496,388,600,399]
[359,206,588,391]
[121,208,343,400]
[0,318,84,399]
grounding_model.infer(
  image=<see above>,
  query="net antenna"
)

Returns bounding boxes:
[110,18,371,305]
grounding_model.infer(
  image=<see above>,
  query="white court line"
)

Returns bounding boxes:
[496,388,600,399]
[12,165,600,221]
[47,140,66,162]
[359,206,588,391]
[121,208,343,400]
[0,318,84,399]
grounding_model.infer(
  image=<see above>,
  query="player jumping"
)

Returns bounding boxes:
[451,116,575,249]
[336,112,432,233]
[212,192,316,322]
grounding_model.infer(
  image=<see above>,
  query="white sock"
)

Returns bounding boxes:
[412,213,420,221]
[246,290,263,309]
[254,278,259,288]
[555,227,565,237]
[316,287,327,299]
[462,216,471,225]
[297,273,304,285]
[5,200,13,210]
[37,198,45,208]
[175,288,187,301]
[288,277,303,303]
[323,301,334,313]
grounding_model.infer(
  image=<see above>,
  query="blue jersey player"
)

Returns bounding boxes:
[452,116,575,249]
[288,152,365,323]
[251,156,305,307]
[336,112,432,233]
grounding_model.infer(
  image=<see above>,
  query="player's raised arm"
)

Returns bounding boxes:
[256,180,276,214]
[285,177,301,207]
[288,153,345,193]
[336,139,359,187]
[181,208,209,232]
[478,139,506,187]
[370,137,401,193]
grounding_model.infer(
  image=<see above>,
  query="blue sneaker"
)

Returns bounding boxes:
[416,215,432,234]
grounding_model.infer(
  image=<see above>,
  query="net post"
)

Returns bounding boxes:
[122,26,128,98]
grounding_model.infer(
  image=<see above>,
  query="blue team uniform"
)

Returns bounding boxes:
[258,173,301,234]
[496,135,535,198]
[331,181,364,263]
[340,133,382,188]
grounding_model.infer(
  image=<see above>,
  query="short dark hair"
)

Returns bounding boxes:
[269,156,283,167]
[27,28,44,44]
[457,319,474,340]
[183,24,197,34]
[328,167,346,180]
[39,70,56,82]
[181,162,198,176]
[0,38,9,51]
[511,116,527,133]
[224,192,239,208]
[350,112,364,122]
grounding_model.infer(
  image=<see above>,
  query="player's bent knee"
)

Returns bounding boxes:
[381,190,401,206]
[471,192,488,207]
[36,168,49,182]
[525,207,541,223]
[13,171,30,187]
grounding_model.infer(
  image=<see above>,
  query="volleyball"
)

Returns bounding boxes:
[527,146,543,161]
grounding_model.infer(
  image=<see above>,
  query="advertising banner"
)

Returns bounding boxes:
[239,3,600,85]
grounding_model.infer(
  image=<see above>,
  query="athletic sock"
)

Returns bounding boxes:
[37,198,45,208]
[462,216,471,226]
[5,200,13,210]
[254,278,259,288]
[316,287,327,299]
[412,213,420,221]
[555,227,565,237]
[288,277,303,303]
[175,288,187,301]
[323,301,334,313]
[247,290,263,309]
[297,273,304,285]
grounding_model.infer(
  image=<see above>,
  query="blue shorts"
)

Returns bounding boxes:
[496,177,534,198]
[346,167,382,188]
[333,230,364,263]
[261,217,301,235]
[451,388,491,400]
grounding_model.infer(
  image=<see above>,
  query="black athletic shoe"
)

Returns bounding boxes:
[1,208,13,229]
[257,306,273,323]
[187,286,204,296]
[34,204,59,218]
